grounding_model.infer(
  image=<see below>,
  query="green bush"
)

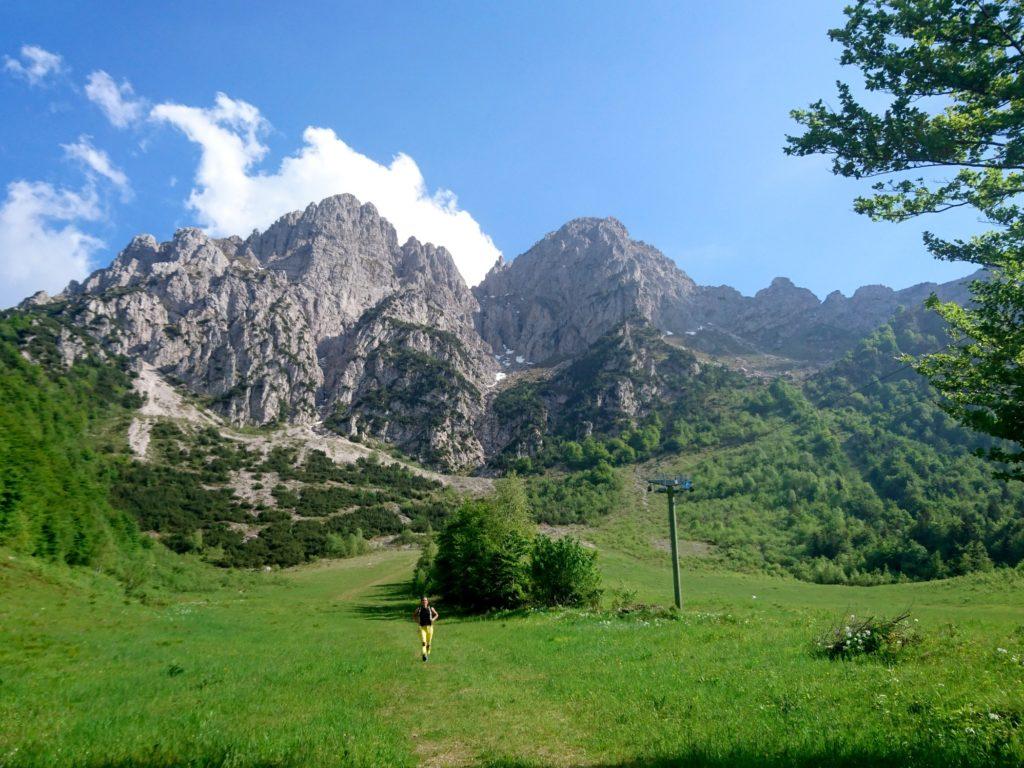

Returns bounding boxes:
[326,530,369,559]
[530,536,602,608]
[527,462,623,525]
[433,478,604,612]
[434,478,533,611]
[434,500,532,611]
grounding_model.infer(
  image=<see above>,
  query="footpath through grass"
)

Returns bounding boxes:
[1,547,1022,767]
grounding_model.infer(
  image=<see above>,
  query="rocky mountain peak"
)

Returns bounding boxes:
[762,276,807,293]
[548,215,629,240]
[521,216,679,276]
[751,277,820,312]
[852,284,893,299]
[473,213,979,368]
[239,194,399,283]
[24,195,982,469]
[43,193,498,469]
[474,216,697,364]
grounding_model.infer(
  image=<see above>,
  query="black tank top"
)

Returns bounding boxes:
[418,606,434,626]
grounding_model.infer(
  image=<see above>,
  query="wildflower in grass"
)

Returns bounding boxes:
[814,612,920,660]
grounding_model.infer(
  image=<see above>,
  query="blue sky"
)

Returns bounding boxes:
[0,1,978,307]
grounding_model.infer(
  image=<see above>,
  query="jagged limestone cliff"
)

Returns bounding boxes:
[27,195,976,470]
[474,216,976,366]
[474,217,698,365]
[45,194,498,469]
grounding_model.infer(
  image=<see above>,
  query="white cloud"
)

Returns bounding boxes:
[151,93,500,286]
[85,70,145,127]
[0,181,103,308]
[62,135,130,196]
[3,45,64,86]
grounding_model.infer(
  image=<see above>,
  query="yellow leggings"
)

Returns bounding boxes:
[418,625,434,652]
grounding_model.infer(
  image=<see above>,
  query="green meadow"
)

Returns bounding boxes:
[2,537,1022,768]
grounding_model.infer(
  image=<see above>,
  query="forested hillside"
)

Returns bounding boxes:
[509,311,1024,583]
[111,422,460,568]
[0,310,142,569]
[3,304,1020,586]
[0,307,461,575]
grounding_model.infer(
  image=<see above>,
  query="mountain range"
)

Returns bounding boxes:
[23,192,976,470]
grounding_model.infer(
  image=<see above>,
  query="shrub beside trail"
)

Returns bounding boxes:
[424,476,603,612]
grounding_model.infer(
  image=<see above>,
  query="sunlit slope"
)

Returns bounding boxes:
[2,548,1021,767]
[521,310,1024,584]
[0,312,143,571]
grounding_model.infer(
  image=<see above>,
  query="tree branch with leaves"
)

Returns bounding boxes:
[787,0,1024,478]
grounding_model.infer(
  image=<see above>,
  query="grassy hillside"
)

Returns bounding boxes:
[2,546,1021,767]
[658,310,1024,582]
[3,303,1021,765]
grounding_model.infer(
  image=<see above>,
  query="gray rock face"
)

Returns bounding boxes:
[33,198,978,469]
[474,217,698,365]
[54,194,497,469]
[687,273,977,361]
[475,216,978,365]
[479,320,717,461]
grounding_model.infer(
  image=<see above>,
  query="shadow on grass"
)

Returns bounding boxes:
[480,748,1021,768]
[65,763,297,768]
[350,581,509,623]
[67,748,1022,768]
[351,580,418,621]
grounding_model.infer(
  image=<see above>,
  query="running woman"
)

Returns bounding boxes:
[413,597,439,662]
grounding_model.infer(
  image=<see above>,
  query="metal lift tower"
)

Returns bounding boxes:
[646,476,694,609]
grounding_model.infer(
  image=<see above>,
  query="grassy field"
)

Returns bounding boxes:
[2,538,1023,768]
